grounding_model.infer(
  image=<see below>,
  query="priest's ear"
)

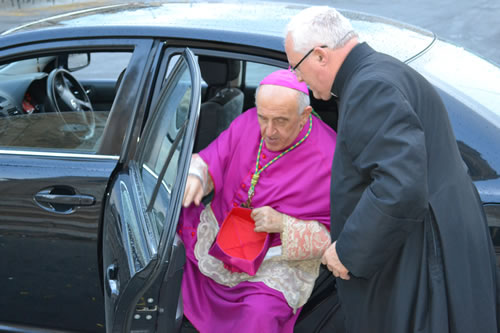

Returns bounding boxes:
[315,46,329,66]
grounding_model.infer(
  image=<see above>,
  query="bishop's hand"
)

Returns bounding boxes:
[251,206,284,233]
[182,175,204,207]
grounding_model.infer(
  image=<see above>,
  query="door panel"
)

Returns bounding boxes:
[0,155,117,332]
[103,47,201,332]
[157,234,186,332]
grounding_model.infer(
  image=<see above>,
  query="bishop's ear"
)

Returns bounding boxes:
[302,105,313,122]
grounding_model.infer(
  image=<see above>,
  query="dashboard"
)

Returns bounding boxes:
[0,56,56,117]
[0,73,49,116]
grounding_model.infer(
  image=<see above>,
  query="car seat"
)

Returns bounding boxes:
[193,56,244,152]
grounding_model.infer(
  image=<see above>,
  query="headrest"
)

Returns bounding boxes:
[199,56,240,86]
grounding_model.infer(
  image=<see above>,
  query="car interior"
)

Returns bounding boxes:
[0,52,132,152]
[193,55,244,153]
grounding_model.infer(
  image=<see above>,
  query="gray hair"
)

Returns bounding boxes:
[285,6,358,53]
[255,85,310,115]
[296,89,310,115]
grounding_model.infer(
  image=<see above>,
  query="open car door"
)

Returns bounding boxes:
[102,48,201,332]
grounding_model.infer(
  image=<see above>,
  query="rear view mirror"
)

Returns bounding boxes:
[67,53,90,71]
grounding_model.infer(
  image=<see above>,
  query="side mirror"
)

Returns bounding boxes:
[67,53,90,72]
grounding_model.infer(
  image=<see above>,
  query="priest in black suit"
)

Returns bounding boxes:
[285,6,499,333]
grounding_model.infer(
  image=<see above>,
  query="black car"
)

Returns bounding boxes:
[0,2,499,332]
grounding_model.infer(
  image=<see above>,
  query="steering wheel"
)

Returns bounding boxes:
[46,68,95,140]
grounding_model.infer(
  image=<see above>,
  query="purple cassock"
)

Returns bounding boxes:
[177,75,336,333]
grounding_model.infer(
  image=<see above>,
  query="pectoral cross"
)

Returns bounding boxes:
[240,199,253,209]
[240,173,259,209]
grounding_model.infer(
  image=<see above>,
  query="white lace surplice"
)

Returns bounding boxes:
[194,205,331,312]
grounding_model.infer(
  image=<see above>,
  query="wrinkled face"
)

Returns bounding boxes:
[285,33,332,101]
[256,85,308,151]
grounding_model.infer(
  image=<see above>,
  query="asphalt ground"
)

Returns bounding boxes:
[1,0,499,66]
[0,0,122,33]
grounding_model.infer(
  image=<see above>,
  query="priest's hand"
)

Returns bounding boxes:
[182,175,204,207]
[322,241,350,280]
[251,206,284,233]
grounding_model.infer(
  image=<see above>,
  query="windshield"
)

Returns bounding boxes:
[0,56,55,75]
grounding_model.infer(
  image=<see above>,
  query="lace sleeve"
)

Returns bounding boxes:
[189,153,214,195]
[281,215,331,260]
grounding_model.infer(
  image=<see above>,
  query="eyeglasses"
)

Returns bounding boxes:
[289,45,328,73]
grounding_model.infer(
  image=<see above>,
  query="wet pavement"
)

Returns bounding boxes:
[1,0,499,66]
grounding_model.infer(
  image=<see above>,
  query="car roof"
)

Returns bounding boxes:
[0,1,435,63]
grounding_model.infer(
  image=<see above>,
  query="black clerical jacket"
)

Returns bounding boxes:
[330,42,499,333]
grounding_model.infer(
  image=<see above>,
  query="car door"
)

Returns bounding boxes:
[0,37,154,332]
[102,48,201,332]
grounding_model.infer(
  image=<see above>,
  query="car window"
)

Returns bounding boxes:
[245,62,280,86]
[139,55,192,242]
[162,54,209,88]
[164,54,181,81]
[72,52,131,81]
[0,51,133,154]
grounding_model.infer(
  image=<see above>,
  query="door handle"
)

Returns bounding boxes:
[35,192,95,206]
[34,187,95,213]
